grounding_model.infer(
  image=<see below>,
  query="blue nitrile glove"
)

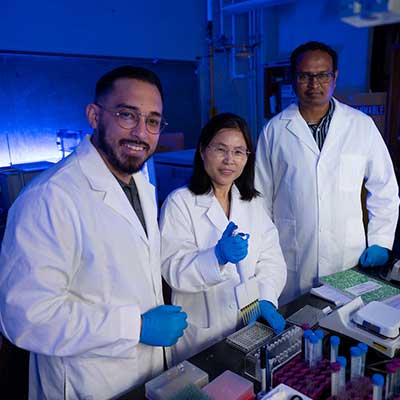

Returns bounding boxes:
[359,245,389,267]
[214,221,249,265]
[259,300,286,334]
[140,305,188,346]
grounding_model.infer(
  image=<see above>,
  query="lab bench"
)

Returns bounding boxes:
[119,266,400,400]
[117,294,342,400]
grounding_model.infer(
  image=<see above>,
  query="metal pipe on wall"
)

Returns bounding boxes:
[208,0,217,117]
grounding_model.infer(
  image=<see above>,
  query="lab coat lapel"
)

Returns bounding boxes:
[282,104,320,156]
[132,172,158,242]
[229,186,245,228]
[196,192,228,233]
[76,137,149,244]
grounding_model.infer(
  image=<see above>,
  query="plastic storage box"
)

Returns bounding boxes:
[145,361,209,400]
[202,370,254,400]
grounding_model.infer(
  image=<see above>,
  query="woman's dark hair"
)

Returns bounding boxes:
[189,112,259,201]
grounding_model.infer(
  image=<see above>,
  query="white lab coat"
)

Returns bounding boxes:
[255,98,399,305]
[0,137,164,400]
[160,185,287,364]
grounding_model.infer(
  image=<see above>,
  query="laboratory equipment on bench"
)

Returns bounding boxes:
[319,297,400,357]
[331,362,341,397]
[144,360,208,400]
[257,383,313,400]
[202,370,254,400]
[287,304,331,328]
[336,356,347,393]
[381,259,400,283]
[385,362,396,400]
[56,129,86,159]
[330,336,340,363]
[358,342,368,376]
[226,321,274,353]
[234,233,261,325]
[272,354,332,398]
[243,324,303,385]
[350,346,363,381]
[372,373,384,400]
[326,375,382,400]
[352,301,400,339]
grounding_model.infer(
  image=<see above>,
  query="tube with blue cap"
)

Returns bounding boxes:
[330,336,340,363]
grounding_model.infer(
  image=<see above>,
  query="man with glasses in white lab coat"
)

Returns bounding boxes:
[255,41,399,305]
[0,66,187,400]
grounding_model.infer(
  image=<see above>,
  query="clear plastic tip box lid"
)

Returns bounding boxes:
[145,360,209,400]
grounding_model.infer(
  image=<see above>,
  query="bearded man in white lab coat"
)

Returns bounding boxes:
[0,66,187,399]
[255,41,399,305]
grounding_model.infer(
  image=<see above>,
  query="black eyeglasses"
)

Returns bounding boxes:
[95,103,168,134]
[295,71,335,85]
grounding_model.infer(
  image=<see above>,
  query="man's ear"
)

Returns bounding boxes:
[333,70,339,86]
[86,103,99,129]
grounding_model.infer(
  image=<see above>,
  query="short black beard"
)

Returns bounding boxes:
[97,122,151,175]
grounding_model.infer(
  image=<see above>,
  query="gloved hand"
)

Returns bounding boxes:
[359,245,389,267]
[258,300,286,334]
[215,221,249,265]
[140,305,188,346]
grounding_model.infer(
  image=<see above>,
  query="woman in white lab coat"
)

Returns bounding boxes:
[160,113,287,364]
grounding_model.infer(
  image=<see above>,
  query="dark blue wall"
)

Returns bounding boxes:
[0,53,201,166]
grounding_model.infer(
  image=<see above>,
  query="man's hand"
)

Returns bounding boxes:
[359,245,389,268]
[140,305,188,346]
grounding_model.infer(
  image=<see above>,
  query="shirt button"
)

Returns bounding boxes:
[229,304,235,310]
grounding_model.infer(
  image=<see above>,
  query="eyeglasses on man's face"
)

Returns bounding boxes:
[95,103,168,134]
[295,71,335,85]
[207,144,250,160]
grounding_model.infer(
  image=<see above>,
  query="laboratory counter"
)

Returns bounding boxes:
[118,268,399,400]
[117,294,343,399]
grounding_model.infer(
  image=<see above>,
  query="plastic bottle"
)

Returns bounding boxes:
[314,329,324,362]
[308,334,319,368]
[350,346,362,380]
[357,342,368,376]
[372,373,384,400]
[330,336,340,363]
[302,329,313,362]
[336,356,347,393]
[385,362,396,400]
[392,358,400,394]
[331,361,341,397]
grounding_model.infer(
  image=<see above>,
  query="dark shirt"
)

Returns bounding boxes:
[116,176,147,236]
[307,99,335,150]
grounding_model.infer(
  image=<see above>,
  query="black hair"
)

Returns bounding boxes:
[95,65,164,102]
[290,41,338,77]
[189,113,259,201]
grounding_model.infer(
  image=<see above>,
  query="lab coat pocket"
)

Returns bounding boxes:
[180,291,211,329]
[339,155,366,192]
[343,218,366,267]
[274,218,298,272]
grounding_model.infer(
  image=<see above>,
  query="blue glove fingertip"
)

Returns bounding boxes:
[223,221,238,237]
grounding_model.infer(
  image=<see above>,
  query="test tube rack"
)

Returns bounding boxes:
[273,355,332,399]
[326,376,400,400]
[244,324,303,383]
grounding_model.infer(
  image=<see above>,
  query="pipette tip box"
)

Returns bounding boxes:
[145,360,209,400]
